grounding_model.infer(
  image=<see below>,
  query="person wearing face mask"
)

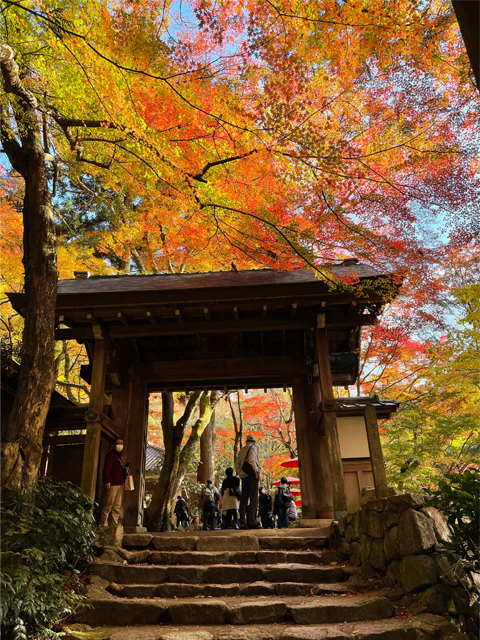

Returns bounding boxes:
[99,438,128,527]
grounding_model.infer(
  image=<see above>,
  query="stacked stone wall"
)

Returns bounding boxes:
[331,493,479,640]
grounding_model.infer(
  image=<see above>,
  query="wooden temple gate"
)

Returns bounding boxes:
[9,261,398,529]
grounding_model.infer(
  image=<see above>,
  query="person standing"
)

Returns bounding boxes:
[99,438,127,527]
[200,479,220,531]
[221,467,241,529]
[174,495,189,529]
[235,434,262,529]
[288,497,298,524]
[258,486,273,529]
[273,477,292,529]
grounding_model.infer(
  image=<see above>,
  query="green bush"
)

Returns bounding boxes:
[1,477,96,640]
[426,468,480,568]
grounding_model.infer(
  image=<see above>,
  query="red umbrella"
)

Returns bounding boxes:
[281,457,299,468]
[289,487,301,496]
[271,477,301,486]
[296,499,302,507]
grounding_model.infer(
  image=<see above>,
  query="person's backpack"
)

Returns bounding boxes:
[274,487,284,509]
[203,486,215,504]
[274,486,292,508]
[241,445,256,476]
[241,459,255,476]
[282,489,293,508]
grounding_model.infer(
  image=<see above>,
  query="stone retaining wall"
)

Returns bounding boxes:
[331,493,479,640]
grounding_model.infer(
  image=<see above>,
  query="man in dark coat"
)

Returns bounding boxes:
[174,495,189,529]
[258,486,273,529]
[99,438,127,527]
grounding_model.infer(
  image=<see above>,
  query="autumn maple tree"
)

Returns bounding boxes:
[1,0,478,492]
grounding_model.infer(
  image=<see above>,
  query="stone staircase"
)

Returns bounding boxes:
[72,529,434,640]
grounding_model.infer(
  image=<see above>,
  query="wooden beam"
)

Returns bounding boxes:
[263,305,267,318]
[81,340,107,499]
[315,329,347,518]
[44,435,86,445]
[146,311,157,323]
[364,405,389,499]
[291,303,297,317]
[134,355,309,381]
[54,313,376,342]
[204,308,211,321]
[117,312,132,325]
[148,378,292,392]
[233,306,239,320]
[175,309,183,323]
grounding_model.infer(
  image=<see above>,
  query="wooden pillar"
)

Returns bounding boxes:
[315,328,348,518]
[311,378,334,517]
[292,376,333,519]
[81,339,107,498]
[364,404,389,498]
[123,377,149,528]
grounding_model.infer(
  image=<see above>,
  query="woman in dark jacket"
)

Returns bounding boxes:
[258,487,273,529]
[220,467,241,529]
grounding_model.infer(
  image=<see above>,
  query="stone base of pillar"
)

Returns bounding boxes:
[299,518,334,529]
[123,525,147,534]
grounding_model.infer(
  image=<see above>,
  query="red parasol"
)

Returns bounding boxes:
[271,477,300,486]
[296,499,302,507]
[289,487,301,496]
[281,457,299,468]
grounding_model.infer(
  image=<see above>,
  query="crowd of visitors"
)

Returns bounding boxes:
[197,435,299,531]
[99,435,299,531]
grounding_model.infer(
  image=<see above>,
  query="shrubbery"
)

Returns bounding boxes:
[427,468,480,568]
[1,477,96,640]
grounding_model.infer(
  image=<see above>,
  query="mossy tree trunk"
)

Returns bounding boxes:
[197,391,217,483]
[147,391,215,531]
[1,45,58,493]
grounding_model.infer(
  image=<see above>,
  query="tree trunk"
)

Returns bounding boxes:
[1,46,58,492]
[172,392,214,502]
[147,391,202,531]
[452,1,479,91]
[197,391,216,483]
[229,392,243,466]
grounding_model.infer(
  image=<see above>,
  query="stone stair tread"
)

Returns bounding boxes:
[123,532,329,552]
[107,581,356,599]
[77,594,394,627]
[144,550,329,565]
[90,562,348,585]
[95,619,413,640]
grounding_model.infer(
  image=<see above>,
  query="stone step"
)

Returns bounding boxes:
[123,534,329,552]
[107,581,354,599]
[66,619,417,640]
[77,594,395,627]
[116,549,341,566]
[89,562,348,585]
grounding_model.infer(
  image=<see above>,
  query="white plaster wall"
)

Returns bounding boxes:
[337,415,370,459]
